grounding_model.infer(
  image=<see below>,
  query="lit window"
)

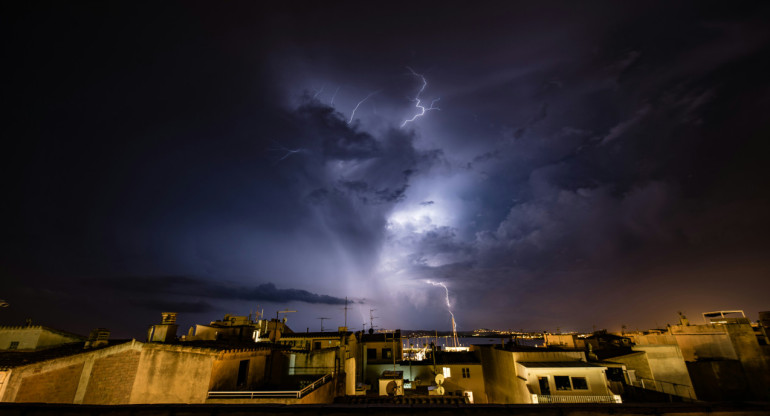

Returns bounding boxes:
[443,367,451,378]
[571,377,589,390]
[554,376,571,390]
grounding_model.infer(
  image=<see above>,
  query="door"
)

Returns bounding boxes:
[538,376,551,395]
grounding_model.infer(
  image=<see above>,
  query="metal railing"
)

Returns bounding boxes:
[207,374,332,400]
[532,394,622,404]
[635,376,694,400]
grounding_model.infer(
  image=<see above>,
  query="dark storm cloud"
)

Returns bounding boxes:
[4,1,770,335]
[129,299,215,314]
[87,276,351,305]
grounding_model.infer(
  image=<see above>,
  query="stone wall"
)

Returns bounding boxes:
[128,345,217,404]
[14,363,83,403]
[82,350,141,404]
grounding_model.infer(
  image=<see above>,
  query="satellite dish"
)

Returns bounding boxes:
[386,380,398,396]
[435,373,445,385]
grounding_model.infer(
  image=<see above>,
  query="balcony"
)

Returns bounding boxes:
[532,394,622,404]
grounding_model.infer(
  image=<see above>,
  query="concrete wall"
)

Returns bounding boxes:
[520,365,611,397]
[0,370,10,401]
[16,363,83,403]
[82,350,141,404]
[129,344,216,404]
[1,340,143,404]
[513,350,586,362]
[544,334,585,349]
[610,352,651,381]
[632,345,695,399]
[209,349,271,391]
[672,331,737,361]
[1,342,345,405]
[479,347,530,404]
[627,333,677,346]
[3,402,770,416]
[670,322,770,400]
[289,349,335,375]
[0,326,82,351]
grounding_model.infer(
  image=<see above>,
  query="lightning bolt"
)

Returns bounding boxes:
[312,85,325,99]
[330,86,341,105]
[427,280,457,327]
[348,90,380,124]
[270,141,306,164]
[401,67,440,128]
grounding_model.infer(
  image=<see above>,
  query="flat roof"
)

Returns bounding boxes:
[518,361,605,368]
[280,332,351,339]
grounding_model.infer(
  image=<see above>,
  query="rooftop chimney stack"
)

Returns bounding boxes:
[85,328,110,349]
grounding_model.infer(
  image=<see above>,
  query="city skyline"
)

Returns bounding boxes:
[3,2,770,337]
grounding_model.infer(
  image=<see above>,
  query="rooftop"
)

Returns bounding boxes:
[518,361,605,368]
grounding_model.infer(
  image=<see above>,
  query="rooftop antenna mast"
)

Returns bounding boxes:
[317,317,330,332]
[369,309,378,332]
[343,297,348,328]
[276,309,296,321]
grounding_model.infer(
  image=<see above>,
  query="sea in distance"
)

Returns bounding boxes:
[402,332,544,349]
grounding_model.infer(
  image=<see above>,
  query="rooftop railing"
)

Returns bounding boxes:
[207,373,332,400]
[532,394,622,404]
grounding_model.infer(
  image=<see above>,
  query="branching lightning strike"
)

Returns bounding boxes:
[312,85,325,99]
[270,141,307,164]
[401,67,440,128]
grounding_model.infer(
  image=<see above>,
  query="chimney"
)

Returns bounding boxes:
[85,328,110,349]
[147,312,179,343]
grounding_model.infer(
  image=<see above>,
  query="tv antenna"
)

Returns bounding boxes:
[369,309,379,331]
[276,309,296,321]
[317,317,330,332]
[342,297,349,327]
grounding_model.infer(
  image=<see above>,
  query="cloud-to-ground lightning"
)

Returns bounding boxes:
[348,90,380,124]
[401,67,440,128]
[427,280,458,335]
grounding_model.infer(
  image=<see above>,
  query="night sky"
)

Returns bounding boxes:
[3,2,770,338]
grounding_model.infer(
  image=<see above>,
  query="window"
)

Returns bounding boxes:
[443,367,451,378]
[571,377,589,390]
[314,341,321,350]
[382,348,392,359]
[8,342,19,350]
[461,367,470,378]
[554,376,572,390]
[367,348,377,359]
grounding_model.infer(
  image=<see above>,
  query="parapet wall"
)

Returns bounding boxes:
[0,402,768,416]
